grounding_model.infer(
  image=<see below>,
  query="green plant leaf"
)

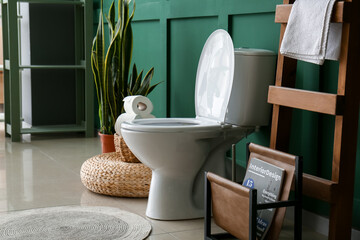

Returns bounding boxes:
[146,81,163,95]
[129,63,138,91]
[91,51,100,106]
[92,0,107,132]
[104,35,120,124]
[116,0,125,100]
[132,69,143,93]
[122,0,135,94]
[105,1,115,40]
[137,67,154,95]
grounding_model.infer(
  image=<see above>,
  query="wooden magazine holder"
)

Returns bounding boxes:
[204,143,303,240]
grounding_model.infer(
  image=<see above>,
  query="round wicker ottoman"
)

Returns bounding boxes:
[114,134,140,163]
[80,152,152,197]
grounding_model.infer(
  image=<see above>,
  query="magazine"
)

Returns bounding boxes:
[242,157,285,240]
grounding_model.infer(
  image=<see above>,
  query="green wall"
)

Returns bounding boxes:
[95,0,360,230]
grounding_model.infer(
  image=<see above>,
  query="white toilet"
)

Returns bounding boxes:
[121,29,276,220]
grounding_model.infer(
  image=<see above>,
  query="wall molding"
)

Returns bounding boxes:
[286,208,360,239]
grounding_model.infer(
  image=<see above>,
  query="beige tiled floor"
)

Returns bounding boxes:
[0,123,327,239]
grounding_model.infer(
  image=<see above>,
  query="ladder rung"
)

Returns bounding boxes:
[303,173,338,203]
[268,86,344,115]
[275,1,350,24]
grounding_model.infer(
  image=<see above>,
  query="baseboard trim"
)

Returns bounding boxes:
[286,208,360,239]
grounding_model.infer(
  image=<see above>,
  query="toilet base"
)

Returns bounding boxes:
[145,171,203,220]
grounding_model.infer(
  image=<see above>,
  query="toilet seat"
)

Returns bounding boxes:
[121,118,226,133]
[122,30,236,134]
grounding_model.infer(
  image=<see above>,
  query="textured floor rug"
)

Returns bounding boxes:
[0,206,152,240]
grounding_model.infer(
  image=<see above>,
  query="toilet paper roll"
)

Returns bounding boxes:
[123,95,154,116]
[114,113,142,136]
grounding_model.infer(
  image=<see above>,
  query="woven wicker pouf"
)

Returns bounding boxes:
[80,152,152,197]
[114,134,140,163]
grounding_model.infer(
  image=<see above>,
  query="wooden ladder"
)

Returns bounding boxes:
[268,0,359,239]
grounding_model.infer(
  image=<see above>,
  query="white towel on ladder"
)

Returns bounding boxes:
[280,0,342,65]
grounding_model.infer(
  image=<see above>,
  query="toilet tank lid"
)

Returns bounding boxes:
[235,48,276,56]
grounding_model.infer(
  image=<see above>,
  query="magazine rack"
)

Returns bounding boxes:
[204,143,303,240]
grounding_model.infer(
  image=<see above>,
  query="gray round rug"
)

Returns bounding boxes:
[0,206,152,240]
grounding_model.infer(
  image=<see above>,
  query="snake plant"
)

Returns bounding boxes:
[91,0,160,134]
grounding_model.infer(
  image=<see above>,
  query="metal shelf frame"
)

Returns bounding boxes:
[1,0,94,141]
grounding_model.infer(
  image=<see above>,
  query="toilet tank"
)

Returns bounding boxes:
[224,48,276,126]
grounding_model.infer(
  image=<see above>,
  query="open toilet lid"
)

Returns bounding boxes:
[195,29,234,123]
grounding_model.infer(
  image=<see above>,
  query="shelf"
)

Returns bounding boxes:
[4,60,86,70]
[20,124,86,134]
[2,0,85,5]
[18,64,86,70]
[2,0,94,141]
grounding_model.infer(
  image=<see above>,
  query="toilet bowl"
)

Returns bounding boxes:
[121,118,253,220]
[121,29,276,220]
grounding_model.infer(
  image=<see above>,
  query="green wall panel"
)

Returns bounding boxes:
[168,0,217,19]
[231,12,280,52]
[289,62,321,175]
[132,20,166,117]
[169,17,217,117]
